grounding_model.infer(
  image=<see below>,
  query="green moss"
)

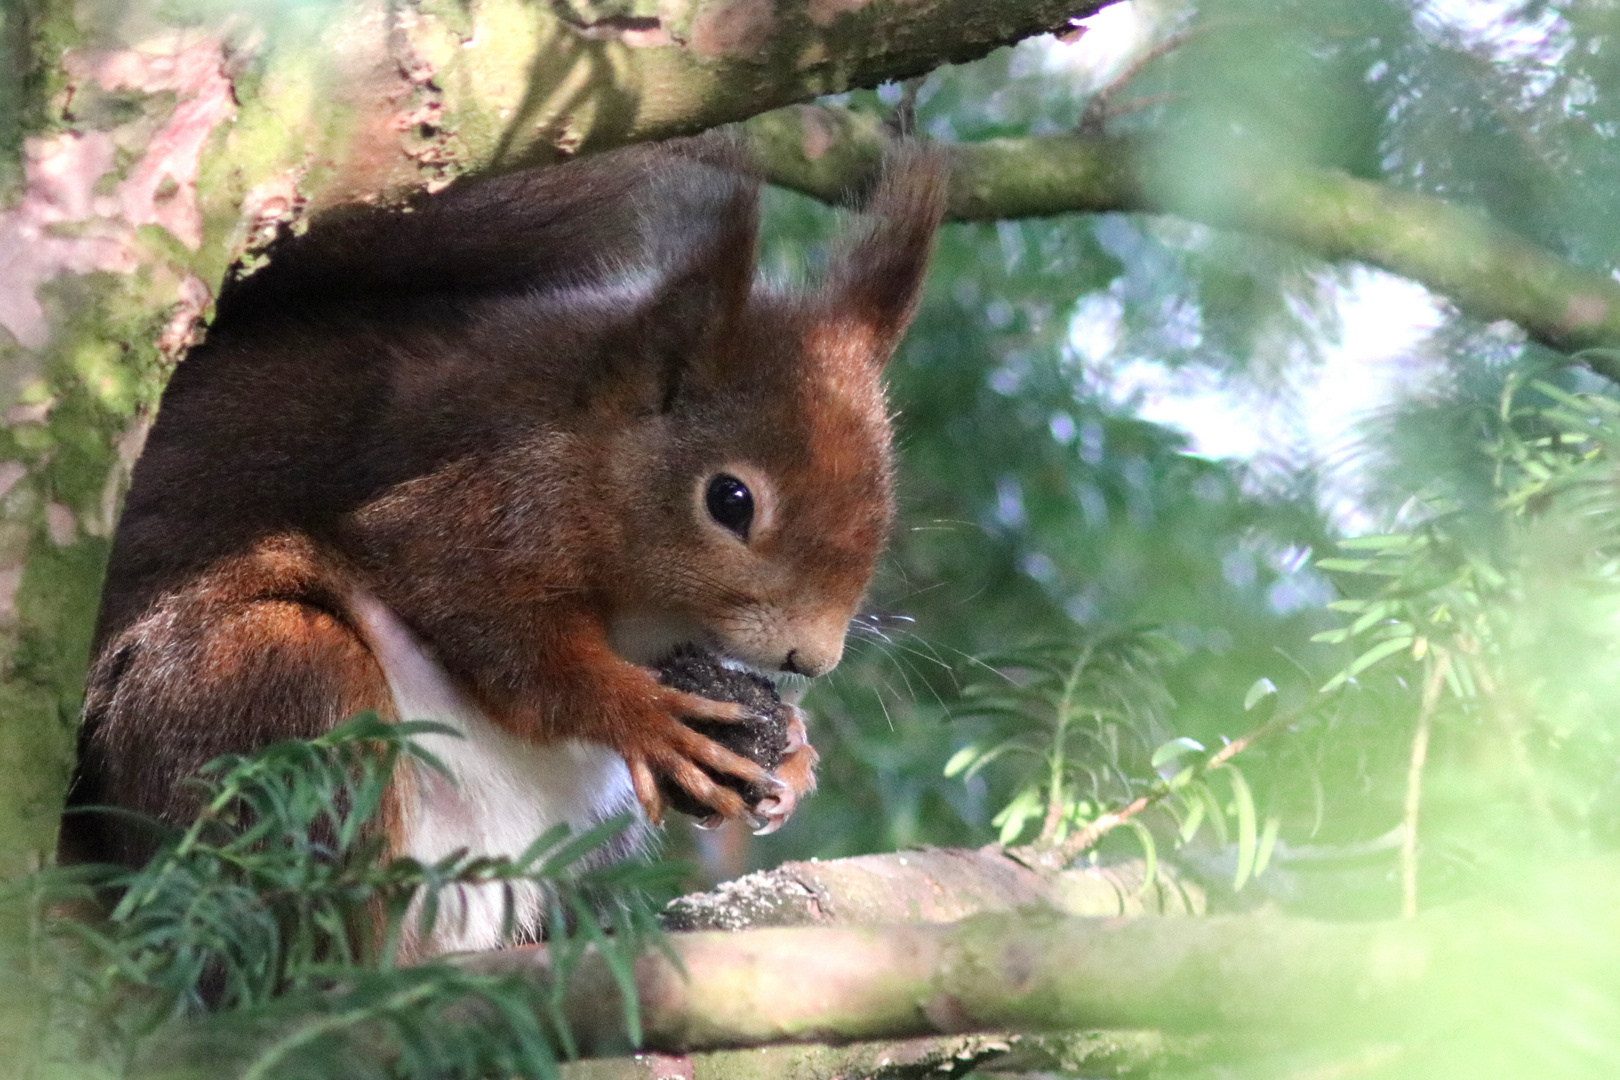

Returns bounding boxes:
[69,338,136,415]
[10,426,51,456]
[13,536,107,694]
[0,2,27,195]
[426,0,554,168]
[416,0,474,42]
[0,684,74,877]
[0,260,177,876]
[132,221,193,269]
[195,10,361,254]
[14,377,51,407]
[25,0,80,136]
[0,524,108,879]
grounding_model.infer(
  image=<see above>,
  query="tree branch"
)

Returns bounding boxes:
[558,1030,1183,1080]
[447,0,1111,168]
[631,851,1201,1080]
[132,891,1581,1076]
[546,912,1442,1054]
[662,848,1203,933]
[741,105,1620,376]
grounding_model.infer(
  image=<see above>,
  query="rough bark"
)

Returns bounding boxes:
[630,849,1203,1080]
[128,849,1213,1080]
[0,0,1105,880]
[743,105,1620,375]
[132,889,1588,1078]
[558,1030,1185,1080]
[526,910,1468,1055]
[661,847,1204,932]
[559,1036,1019,1080]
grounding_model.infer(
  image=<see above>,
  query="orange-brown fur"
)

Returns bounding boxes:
[61,141,944,903]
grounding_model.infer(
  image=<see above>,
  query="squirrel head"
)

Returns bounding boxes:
[594,150,946,678]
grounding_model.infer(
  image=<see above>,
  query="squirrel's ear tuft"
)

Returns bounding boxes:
[822,146,948,365]
[633,164,759,409]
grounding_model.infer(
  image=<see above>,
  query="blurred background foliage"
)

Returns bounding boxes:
[694,0,1620,925]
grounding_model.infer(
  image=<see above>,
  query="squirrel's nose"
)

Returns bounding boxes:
[780,627,845,678]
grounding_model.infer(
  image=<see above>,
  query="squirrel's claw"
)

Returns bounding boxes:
[750,706,817,834]
[751,778,794,835]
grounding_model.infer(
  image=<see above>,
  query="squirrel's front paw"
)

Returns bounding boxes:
[616,680,775,826]
[651,647,815,834]
[749,704,818,835]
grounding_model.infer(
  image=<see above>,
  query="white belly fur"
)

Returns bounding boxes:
[349,592,640,955]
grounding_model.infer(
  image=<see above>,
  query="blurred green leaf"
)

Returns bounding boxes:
[1337,535,1415,551]
[1243,678,1279,712]
[1177,792,1208,845]
[991,786,1045,846]
[1320,636,1415,693]
[943,745,981,779]
[1152,736,1207,768]
[1126,820,1158,893]
[1225,766,1259,893]
[1254,814,1283,879]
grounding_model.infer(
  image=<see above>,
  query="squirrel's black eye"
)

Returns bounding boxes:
[705,474,754,539]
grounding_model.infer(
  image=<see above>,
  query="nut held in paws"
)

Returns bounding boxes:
[652,646,791,819]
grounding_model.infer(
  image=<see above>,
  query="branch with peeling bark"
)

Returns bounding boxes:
[590,850,1205,1080]
[127,849,1620,1080]
[132,852,1610,1080]
[663,847,1204,933]
[129,848,1209,1080]
[560,1029,1186,1080]
[741,105,1620,379]
[504,910,1470,1055]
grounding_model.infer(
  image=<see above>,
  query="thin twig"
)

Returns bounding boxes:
[1092,91,1181,123]
[885,77,924,137]
[1016,699,1310,870]
[1401,648,1452,919]
[1078,25,1202,133]
[1048,792,1156,864]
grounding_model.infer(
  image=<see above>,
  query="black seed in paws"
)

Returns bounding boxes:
[653,645,791,819]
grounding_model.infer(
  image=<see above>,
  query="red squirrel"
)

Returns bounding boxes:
[60,140,944,953]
